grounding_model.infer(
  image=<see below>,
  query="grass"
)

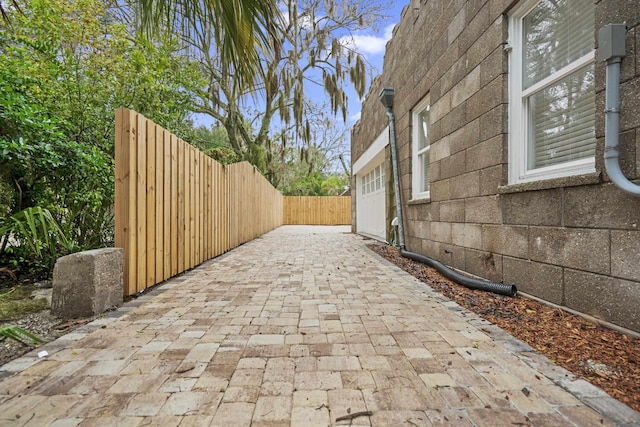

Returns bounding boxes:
[0,285,49,320]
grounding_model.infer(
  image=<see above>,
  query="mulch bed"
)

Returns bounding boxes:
[368,243,640,412]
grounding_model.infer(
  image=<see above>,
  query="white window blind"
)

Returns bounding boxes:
[523,0,594,89]
[508,0,595,183]
[527,65,595,168]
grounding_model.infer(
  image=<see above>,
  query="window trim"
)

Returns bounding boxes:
[507,0,596,185]
[411,95,431,200]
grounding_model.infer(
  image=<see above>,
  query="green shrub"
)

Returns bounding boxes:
[0,175,14,220]
[0,207,77,278]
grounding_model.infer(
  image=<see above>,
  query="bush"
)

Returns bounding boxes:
[0,175,15,221]
[0,207,77,278]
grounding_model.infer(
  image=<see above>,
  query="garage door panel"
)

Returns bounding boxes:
[356,161,386,241]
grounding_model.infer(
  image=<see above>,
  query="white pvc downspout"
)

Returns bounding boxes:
[599,24,640,196]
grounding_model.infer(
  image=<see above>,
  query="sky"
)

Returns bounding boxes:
[342,23,396,123]
[341,1,407,124]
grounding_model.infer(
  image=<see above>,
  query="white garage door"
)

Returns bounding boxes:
[356,157,386,240]
[353,128,388,242]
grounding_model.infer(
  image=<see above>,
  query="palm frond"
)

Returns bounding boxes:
[135,0,282,91]
[0,207,75,255]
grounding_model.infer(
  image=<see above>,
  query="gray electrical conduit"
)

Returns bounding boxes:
[379,88,517,297]
[599,24,640,196]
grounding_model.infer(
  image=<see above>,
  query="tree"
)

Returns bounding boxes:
[275,115,350,195]
[189,125,240,165]
[0,0,206,254]
[3,0,278,91]
[1,0,206,153]
[180,0,385,186]
[133,0,280,92]
[267,107,352,188]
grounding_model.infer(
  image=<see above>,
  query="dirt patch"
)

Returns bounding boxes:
[369,243,640,412]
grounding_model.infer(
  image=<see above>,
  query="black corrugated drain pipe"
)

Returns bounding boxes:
[400,249,517,297]
[379,88,517,298]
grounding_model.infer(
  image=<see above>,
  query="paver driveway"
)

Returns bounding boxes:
[1,226,638,426]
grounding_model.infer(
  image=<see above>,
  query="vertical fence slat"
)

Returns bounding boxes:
[177,139,185,273]
[194,149,200,264]
[114,108,127,291]
[213,162,219,257]
[187,145,194,268]
[228,164,233,249]
[219,163,225,256]
[194,146,198,266]
[199,151,205,262]
[203,156,208,260]
[169,133,178,277]
[135,114,147,293]
[146,120,156,288]
[162,129,171,280]
[224,165,229,252]
[115,108,137,295]
[206,159,212,259]
[155,124,164,282]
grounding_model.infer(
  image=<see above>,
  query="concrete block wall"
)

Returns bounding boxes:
[351,0,640,332]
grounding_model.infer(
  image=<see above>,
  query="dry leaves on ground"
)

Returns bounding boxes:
[369,243,640,413]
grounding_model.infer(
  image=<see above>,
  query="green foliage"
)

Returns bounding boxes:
[0,175,14,221]
[1,246,50,280]
[189,125,240,165]
[0,268,17,288]
[280,170,348,196]
[0,73,115,253]
[295,171,325,196]
[135,0,279,92]
[0,0,359,280]
[0,207,77,273]
[185,0,384,188]
[0,0,205,154]
[0,324,45,344]
[0,0,207,279]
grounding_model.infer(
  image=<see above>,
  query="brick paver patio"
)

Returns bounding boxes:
[1,226,638,426]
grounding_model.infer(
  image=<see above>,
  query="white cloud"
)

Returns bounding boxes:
[342,24,395,57]
[278,2,320,31]
[350,111,362,122]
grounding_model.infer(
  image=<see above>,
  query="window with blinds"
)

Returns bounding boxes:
[527,66,595,169]
[508,0,595,184]
[412,97,431,199]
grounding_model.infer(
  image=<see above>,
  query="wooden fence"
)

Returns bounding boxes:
[115,109,283,296]
[283,196,351,225]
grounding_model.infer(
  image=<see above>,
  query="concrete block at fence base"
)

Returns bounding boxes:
[51,248,124,319]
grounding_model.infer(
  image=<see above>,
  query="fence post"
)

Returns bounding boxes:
[115,108,137,295]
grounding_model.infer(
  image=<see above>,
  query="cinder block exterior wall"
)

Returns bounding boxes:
[351,0,640,332]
